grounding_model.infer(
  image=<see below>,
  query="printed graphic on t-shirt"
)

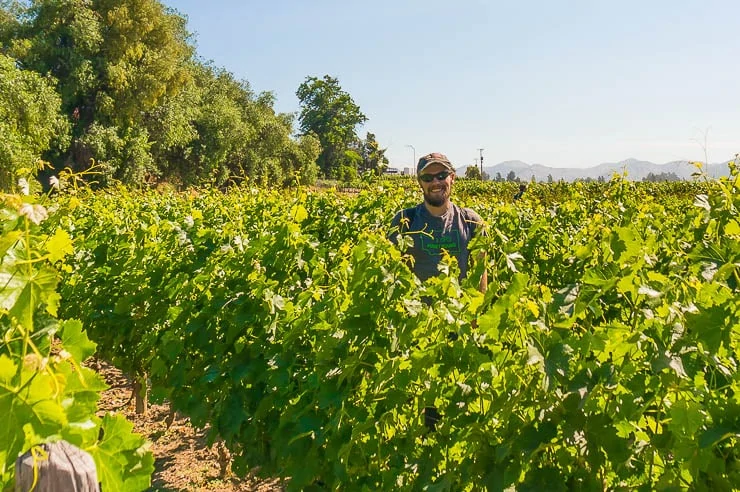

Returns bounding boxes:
[421,229,462,256]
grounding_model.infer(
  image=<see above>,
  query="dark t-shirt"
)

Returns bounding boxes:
[390,203,484,281]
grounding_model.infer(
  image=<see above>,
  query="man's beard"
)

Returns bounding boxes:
[423,188,449,207]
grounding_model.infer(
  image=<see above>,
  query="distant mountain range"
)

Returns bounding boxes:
[456,158,733,182]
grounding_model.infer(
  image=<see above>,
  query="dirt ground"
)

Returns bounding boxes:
[93,359,283,492]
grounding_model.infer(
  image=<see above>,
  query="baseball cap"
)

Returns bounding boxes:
[417,152,455,175]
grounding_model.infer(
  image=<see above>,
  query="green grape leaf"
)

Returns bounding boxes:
[46,229,74,263]
[60,319,97,362]
[724,219,740,236]
[668,399,704,437]
[610,226,640,262]
[3,264,59,329]
[87,414,153,492]
[291,204,308,223]
[478,273,527,338]
[0,231,22,260]
[0,363,68,474]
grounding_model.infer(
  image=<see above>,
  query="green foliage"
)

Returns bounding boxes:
[52,170,740,489]
[78,123,155,186]
[296,75,368,177]
[0,53,70,192]
[8,0,103,109]
[179,64,320,188]
[94,0,194,125]
[0,0,318,189]
[333,150,361,182]
[643,171,682,182]
[0,1,23,43]
[0,194,153,490]
[358,131,389,176]
[0,0,191,183]
[464,166,482,180]
[284,134,321,186]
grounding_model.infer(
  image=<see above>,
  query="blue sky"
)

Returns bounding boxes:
[165,0,740,169]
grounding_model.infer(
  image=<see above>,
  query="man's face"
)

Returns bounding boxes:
[418,163,455,207]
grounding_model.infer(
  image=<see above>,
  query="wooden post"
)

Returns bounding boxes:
[15,440,99,492]
[133,371,149,415]
[215,440,231,479]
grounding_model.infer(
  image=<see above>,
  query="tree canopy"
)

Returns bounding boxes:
[0,0,338,190]
[296,75,368,179]
[643,171,681,182]
[357,132,388,176]
[0,52,70,191]
[464,166,482,180]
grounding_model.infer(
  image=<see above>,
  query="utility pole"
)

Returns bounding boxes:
[405,144,416,169]
[477,148,484,180]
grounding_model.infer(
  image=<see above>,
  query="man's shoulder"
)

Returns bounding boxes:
[453,205,485,237]
[391,204,423,227]
[454,204,483,223]
[392,204,422,217]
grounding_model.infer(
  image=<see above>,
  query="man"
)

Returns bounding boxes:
[513,183,527,201]
[390,152,487,432]
[390,152,487,293]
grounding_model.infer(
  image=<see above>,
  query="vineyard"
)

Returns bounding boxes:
[0,195,153,490]
[2,167,739,490]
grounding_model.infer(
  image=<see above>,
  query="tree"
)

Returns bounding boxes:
[296,75,367,177]
[180,64,317,188]
[0,1,24,45]
[358,132,388,176]
[464,166,482,180]
[0,53,70,191]
[283,134,321,186]
[141,65,201,183]
[6,0,104,119]
[336,150,361,182]
[1,0,195,184]
[643,171,680,182]
[0,1,323,189]
[100,0,193,116]
[506,170,517,182]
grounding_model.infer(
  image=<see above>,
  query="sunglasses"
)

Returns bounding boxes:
[419,171,452,183]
